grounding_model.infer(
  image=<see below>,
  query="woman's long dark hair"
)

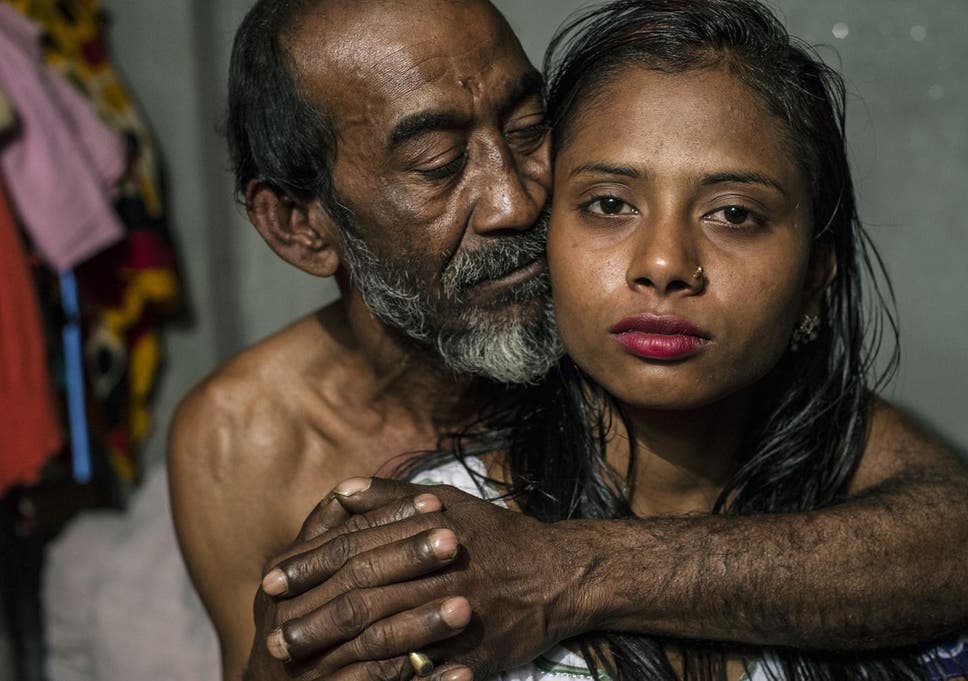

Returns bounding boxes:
[412,1,946,679]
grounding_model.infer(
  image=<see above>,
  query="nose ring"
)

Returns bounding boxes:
[693,266,705,281]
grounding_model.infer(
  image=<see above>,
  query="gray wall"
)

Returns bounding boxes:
[99,0,967,468]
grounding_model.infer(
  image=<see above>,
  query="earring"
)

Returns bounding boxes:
[791,314,820,351]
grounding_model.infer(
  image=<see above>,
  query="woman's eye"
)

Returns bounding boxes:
[706,204,763,228]
[724,206,749,224]
[584,196,636,216]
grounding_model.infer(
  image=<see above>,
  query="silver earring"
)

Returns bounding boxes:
[791,314,820,351]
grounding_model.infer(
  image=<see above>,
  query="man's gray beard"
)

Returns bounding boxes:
[336,210,563,384]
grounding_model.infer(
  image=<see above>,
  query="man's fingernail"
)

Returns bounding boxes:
[414,493,441,514]
[439,597,471,628]
[430,530,459,559]
[262,569,288,596]
[266,628,291,661]
[334,477,373,497]
[440,669,473,681]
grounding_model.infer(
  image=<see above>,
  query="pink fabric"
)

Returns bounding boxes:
[0,4,124,272]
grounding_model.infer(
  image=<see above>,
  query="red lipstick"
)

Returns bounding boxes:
[610,315,709,360]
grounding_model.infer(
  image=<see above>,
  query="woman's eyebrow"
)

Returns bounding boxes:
[568,161,641,179]
[701,171,787,196]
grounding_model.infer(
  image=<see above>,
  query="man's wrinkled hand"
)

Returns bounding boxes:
[263,477,581,680]
[249,487,475,680]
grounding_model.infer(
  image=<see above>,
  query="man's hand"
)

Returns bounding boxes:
[246,487,477,680]
[258,477,582,681]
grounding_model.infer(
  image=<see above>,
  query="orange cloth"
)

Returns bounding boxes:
[0,174,63,494]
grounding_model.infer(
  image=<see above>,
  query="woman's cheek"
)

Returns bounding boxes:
[552,258,614,362]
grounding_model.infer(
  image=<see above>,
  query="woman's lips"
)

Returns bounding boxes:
[610,315,710,360]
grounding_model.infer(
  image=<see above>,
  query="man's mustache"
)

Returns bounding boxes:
[441,207,551,297]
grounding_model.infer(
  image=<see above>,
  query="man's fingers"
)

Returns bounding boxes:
[321,659,473,681]
[327,494,444,544]
[430,664,474,681]
[278,596,472,671]
[321,655,411,681]
[296,478,435,545]
[294,477,428,548]
[267,494,443,597]
[272,527,458,622]
[297,494,351,542]
[265,517,454,598]
[318,597,471,674]
[333,477,425,514]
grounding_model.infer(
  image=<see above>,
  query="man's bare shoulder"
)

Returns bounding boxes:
[168,304,354,527]
[167,305,360,661]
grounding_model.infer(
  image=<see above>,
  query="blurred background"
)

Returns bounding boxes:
[0,0,964,678]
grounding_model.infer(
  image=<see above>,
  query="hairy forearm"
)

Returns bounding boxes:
[556,470,968,650]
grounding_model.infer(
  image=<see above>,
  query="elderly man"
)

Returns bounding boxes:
[168,1,968,680]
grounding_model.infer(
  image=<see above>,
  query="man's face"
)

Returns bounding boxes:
[289,0,562,382]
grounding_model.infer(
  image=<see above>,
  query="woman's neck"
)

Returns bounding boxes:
[607,393,752,517]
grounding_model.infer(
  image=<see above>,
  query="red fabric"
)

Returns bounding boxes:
[0,174,63,494]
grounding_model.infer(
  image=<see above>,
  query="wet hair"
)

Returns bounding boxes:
[423,0,955,679]
[226,0,339,211]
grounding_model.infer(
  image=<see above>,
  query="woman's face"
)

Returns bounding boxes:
[549,66,830,411]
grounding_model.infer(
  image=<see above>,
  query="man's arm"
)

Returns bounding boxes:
[570,398,968,647]
[263,399,968,676]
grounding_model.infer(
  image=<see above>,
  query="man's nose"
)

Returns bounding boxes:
[468,144,547,235]
[625,213,705,296]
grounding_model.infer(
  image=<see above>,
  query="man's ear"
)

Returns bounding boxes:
[245,180,341,277]
[802,241,838,317]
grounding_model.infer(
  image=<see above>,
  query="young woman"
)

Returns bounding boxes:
[418,0,967,678]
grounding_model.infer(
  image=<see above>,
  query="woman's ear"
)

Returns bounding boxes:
[245,180,341,277]
[802,241,838,316]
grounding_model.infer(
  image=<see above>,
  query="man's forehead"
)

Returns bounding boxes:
[358,35,510,103]
[288,0,530,110]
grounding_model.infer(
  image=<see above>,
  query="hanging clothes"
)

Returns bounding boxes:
[2,0,183,484]
[0,174,63,496]
[0,84,13,131]
[0,3,125,272]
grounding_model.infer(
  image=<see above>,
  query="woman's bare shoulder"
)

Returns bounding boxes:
[851,395,966,493]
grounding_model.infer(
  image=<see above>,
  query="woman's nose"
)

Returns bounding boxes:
[625,216,705,296]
